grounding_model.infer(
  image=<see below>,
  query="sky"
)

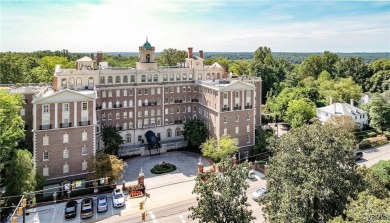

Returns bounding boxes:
[1,0,389,52]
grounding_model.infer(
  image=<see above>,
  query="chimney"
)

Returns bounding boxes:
[350,99,354,106]
[199,50,203,59]
[329,96,333,105]
[97,51,103,66]
[188,47,193,58]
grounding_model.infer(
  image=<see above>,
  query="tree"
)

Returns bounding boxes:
[335,57,371,91]
[87,152,126,184]
[204,57,230,73]
[262,124,362,223]
[101,126,123,155]
[201,135,238,162]
[182,119,208,149]
[367,70,390,93]
[33,56,74,82]
[5,149,36,196]
[325,115,360,134]
[284,98,316,128]
[364,93,390,132]
[318,77,362,103]
[156,48,187,66]
[0,90,25,171]
[253,127,273,154]
[229,60,250,76]
[189,158,255,223]
[330,191,390,223]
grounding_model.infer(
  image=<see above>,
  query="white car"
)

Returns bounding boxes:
[248,170,256,179]
[252,188,267,201]
[112,189,125,208]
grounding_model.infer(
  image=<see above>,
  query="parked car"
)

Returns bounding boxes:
[80,198,94,219]
[252,188,268,201]
[97,195,108,213]
[64,200,78,219]
[112,189,125,208]
[248,170,256,179]
[355,151,363,160]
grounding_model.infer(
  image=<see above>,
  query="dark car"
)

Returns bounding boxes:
[64,200,78,219]
[97,195,108,213]
[80,198,94,219]
[355,151,363,160]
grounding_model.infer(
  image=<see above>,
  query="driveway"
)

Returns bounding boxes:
[122,151,212,189]
[357,143,390,167]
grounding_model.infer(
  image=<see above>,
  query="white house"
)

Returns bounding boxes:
[359,93,372,106]
[316,99,368,128]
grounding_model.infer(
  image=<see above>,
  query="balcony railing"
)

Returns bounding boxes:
[114,104,122,108]
[234,106,242,110]
[60,122,72,128]
[174,100,182,103]
[40,124,52,130]
[191,99,198,102]
[222,107,230,112]
[245,105,253,109]
[174,120,183,124]
[96,105,102,110]
[79,121,91,126]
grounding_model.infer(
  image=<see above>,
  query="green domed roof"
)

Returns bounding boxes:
[143,41,152,49]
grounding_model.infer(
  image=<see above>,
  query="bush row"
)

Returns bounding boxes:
[358,135,388,150]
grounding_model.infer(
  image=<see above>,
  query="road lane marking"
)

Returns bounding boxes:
[179,214,186,223]
[149,211,158,223]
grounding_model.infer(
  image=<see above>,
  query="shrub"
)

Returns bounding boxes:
[150,162,177,174]
[359,135,388,149]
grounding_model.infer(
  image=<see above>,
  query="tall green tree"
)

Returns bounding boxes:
[284,98,316,128]
[367,70,390,93]
[364,93,390,132]
[5,149,36,196]
[0,90,25,171]
[182,119,208,149]
[87,152,126,184]
[229,60,250,75]
[157,48,187,66]
[262,124,362,223]
[189,158,255,223]
[201,135,238,162]
[253,127,273,154]
[101,126,123,155]
[335,57,371,91]
[318,77,362,103]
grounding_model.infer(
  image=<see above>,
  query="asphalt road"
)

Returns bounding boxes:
[356,143,390,167]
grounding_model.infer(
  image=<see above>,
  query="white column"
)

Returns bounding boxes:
[54,103,58,128]
[242,90,245,109]
[93,100,97,125]
[230,91,233,111]
[74,101,78,127]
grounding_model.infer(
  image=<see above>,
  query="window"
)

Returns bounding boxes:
[100,76,105,84]
[138,111,142,117]
[123,76,128,83]
[82,160,87,171]
[236,114,239,122]
[129,111,133,118]
[43,104,49,114]
[123,100,128,108]
[224,127,227,135]
[63,148,69,159]
[235,126,239,134]
[20,108,25,116]
[247,125,250,132]
[157,88,161,94]
[170,74,174,81]
[82,102,88,111]
[42,135,49,146]
[153,74,158,82]
[123,111,128,118]
[63,103,69,112]
[189,73,193,80]
[183,74,187,81]
[116,89,120,97]
[116,112,120,119]
[224,92,228,99]
[157,109,161,116]
[108,76,113,84]
[144,88,148,95]
[151,109,155,116]
[157,117,161,126]
[175,127,181,136]
[130,75,135,83]
[63,133,69,143]
[163,74,168,82]
[116,76,120,84]
[138,135,142,142]
[102,91,106,98]
[63,163,69,174]
[126,133,131,143]
[224,116,227,123]
[141,75,146,83]
[43,166,49,176]
[176,73,181,81]
[151,88,155,95]
[247,113,250,120]
[82,131,87,141]
[147,75,152,82]
[123,122,127,130]
[43,151,49,161]
[198,73,202,79]
[247,136,250,144]
[188,86,191,92]
[108,91,112,97]
[82,146,87,156]
[167,129,172,137]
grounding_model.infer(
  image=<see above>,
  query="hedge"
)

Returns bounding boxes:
[358,135,388,149]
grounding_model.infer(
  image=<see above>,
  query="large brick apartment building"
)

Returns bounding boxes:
[8,40,262,186]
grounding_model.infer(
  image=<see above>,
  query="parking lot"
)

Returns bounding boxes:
[22,193,134,223]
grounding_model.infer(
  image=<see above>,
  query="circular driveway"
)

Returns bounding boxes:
[123,151,212,189]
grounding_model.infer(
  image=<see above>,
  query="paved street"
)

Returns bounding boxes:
[357,143,390,167]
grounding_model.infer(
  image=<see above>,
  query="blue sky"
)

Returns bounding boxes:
[1,0,389,52]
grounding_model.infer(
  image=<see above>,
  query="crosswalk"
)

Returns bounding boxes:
[147,211,191,223]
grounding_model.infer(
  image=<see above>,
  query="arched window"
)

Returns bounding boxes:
[123,76,128,83]
[169,74,174,81]
[144,118,149,125]
[206,73,211,80]
[146,54,150,63]
[130,75,135,83]
[76,78,82,86]
[88,77,94,86]
[217,73,221,79]
[141,75,146,83]
[176,73,181,81]
[153,74,158,82]
[198,73,202,80]
[212,73,215,80]
[129,122,133,128]
[123,122,127,130]
[138,119,143,128]
[126,133,131,143]
[147,75,152,82]
[115,76,120,84]
[175,127,181,136]
[100,76,105,84]
[69,78,75,88]
[183,74,187,81]
[61,78,67,88]
[167,129,172,138]
[189,73,193,80]
[108,76,113,84]
[157,117,161,126]
[163,74,168,82]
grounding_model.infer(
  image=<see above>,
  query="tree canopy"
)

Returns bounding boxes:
[189,158,255,223]
[87,152,126,184]
[156,48,187,66]
[262,124,362,223]
[182,119,208,149]
[200,135,238,162]
[101,126,123,155]
[284,98,316,128]
[364,93,390,132]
